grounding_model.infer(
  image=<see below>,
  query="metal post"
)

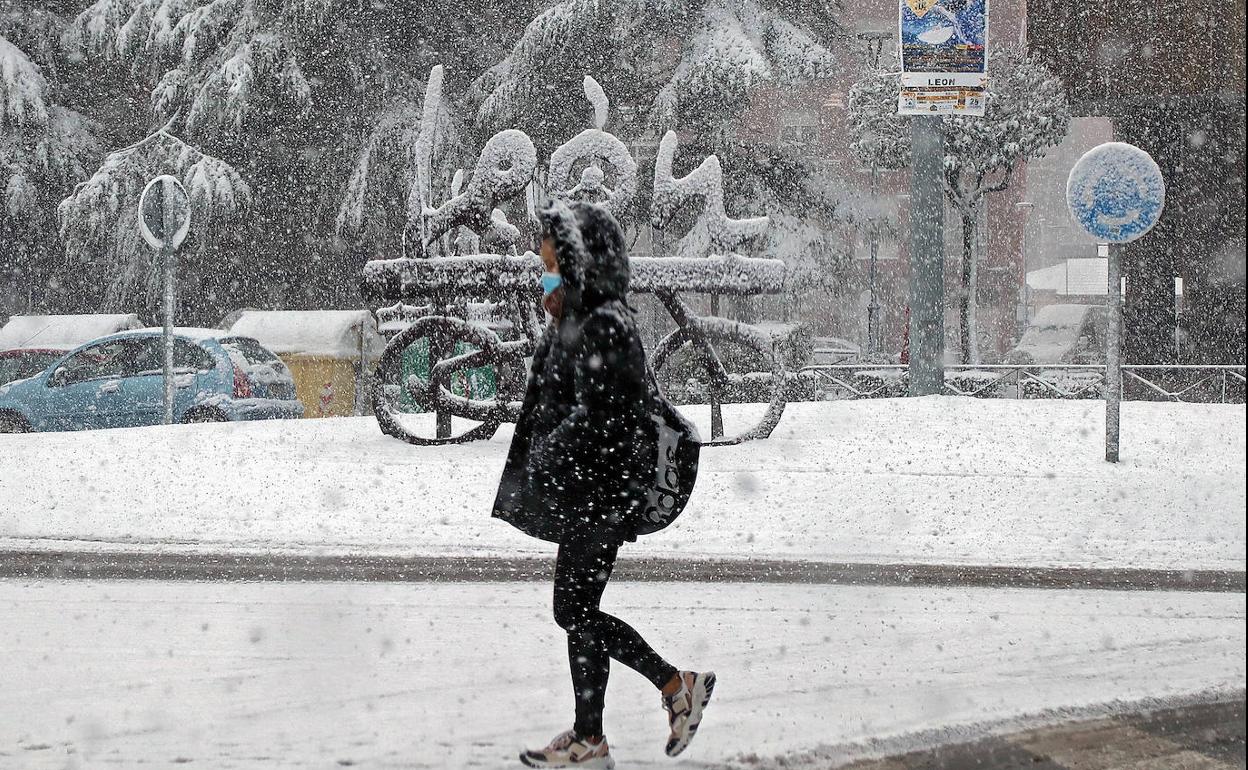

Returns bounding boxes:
[1015,201,1034,337]
[907,116,945,396]
[161,192,176,426]
[1105,243,1122,462]
[432,295,451,439]
[1020,219,1028,330]
[867,165,880,355]
[858,30,887,356]
[708,292,723,439]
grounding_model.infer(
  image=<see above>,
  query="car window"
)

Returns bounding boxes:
[54,339,147,385]
[176,340,218,372]
[128,339,219,376]
[127,339,166,376]
[219,337,281,366]
[20,353,60,379]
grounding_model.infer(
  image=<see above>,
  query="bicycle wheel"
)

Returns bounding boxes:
[650,317,786,445]
[372,315,512,445]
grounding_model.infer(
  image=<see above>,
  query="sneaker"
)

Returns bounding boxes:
[662,670,716,757]
[519,729,615,769]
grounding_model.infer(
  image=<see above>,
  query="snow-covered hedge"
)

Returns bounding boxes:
[362,253,786,301]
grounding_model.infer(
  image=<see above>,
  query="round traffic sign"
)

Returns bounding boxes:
[138,175,191,250]
[1066,142,1165,243]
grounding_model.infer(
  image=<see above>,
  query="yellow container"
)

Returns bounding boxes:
[280,354,363,418]
[224,310,385,418]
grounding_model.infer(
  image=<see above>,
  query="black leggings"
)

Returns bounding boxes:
[553,535,678,738]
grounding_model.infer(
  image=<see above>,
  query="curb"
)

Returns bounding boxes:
[1,550,1243,592]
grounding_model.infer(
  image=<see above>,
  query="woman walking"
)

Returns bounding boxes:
[493,201,714,769]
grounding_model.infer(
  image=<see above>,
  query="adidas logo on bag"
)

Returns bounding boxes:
[643,416,683,525]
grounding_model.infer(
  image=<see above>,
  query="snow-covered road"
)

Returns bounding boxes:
[2,579,1243,769]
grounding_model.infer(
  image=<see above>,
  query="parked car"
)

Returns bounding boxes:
[811,336,862,365]
[0,348,63,386]
[1005,304,1108,365]
[0,329,303,433]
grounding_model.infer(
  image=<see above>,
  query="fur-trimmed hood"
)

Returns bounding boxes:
[539,201,629,312]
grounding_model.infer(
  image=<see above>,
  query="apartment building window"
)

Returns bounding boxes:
[778,110,820,148]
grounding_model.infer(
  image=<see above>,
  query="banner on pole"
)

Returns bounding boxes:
[898,0,988,116]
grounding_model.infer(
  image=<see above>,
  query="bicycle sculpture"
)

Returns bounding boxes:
[360,70,790,446]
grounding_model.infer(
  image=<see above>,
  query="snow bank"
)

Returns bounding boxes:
[0,399,1242,570]
[226,310,385,359]
[0,313,143,352]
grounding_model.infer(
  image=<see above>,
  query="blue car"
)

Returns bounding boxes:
[0,328,303,433]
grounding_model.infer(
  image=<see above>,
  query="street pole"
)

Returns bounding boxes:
[161,188,176,426]
[859,30,887,358]
[1015,201,1034,338]
[138,174,189,427]
[907,116,945,396]
[867,164,880,356]
[709,292,723,439]
[1066,141,1164,465]
[1105,243,1122,462]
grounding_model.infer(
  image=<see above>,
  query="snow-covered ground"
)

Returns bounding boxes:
[1,580,1242,769]
[0,398,1243,570]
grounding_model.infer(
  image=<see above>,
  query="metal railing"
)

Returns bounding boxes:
[797,364,1247,404]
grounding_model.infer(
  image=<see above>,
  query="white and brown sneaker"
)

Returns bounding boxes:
[519,729,614,769]
[662,670,716,757]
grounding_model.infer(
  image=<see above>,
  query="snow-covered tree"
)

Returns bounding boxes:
[51,0,500,314]
[335,64,464,256]
[475,0,838,145]
[60,0,334,141]
[473,0,845,293]
[848,46,1071,363]
[1,11,102,310]
[59,0,494,142]
[57,127,250,313]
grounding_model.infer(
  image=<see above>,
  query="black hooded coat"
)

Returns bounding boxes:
[492,202,653,545]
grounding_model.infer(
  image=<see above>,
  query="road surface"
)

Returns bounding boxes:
[1,579,1243,769]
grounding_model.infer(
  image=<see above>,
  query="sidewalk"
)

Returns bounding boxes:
[1,580,1243,769]
[1,399,1244,571]
[833,700,1245,770]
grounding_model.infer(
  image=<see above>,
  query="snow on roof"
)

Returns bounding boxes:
[1027,259,1109,295]
[0,314,143,352]
[127,327,236,341]
[226,310,385,358]
[1026,263,1068,292]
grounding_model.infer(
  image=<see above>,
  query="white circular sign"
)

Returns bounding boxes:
[138,175,191,250]
[1066,142,1166,244]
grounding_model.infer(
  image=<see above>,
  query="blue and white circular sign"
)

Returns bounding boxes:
[1066,142,1165,243]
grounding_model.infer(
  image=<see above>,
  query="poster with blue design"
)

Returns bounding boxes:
[897,0,988,116]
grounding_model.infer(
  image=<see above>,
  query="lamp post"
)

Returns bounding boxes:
[857,30,890,357]
[1015,200,1034,338]
[866,167,882,356]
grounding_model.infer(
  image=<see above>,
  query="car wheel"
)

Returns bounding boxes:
[182,409,227,424]
[0,412,31,433]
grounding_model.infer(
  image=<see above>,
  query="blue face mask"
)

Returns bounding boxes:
[541,272,562,296]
